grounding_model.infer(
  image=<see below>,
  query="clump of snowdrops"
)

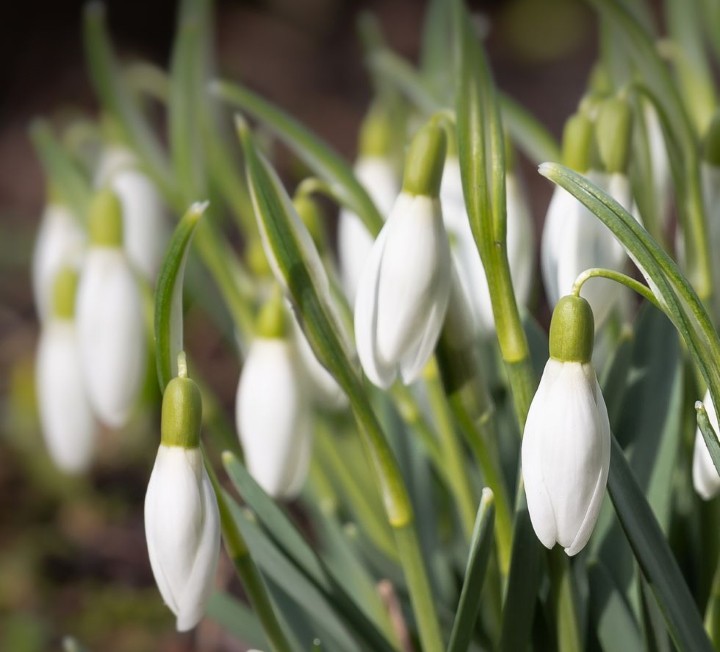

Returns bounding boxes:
[29,0,720,650]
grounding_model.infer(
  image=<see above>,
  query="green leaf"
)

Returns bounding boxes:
[447,490,496,652]
[154,202,206,390]
[696,401,720,475]
[222,453,396,652]
[607,435,714,652]
[212,80,383,235]
[587,562,643,651]
[29,120,92,222]
[206,592,269,649]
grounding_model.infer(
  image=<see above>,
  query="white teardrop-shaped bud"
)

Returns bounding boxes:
[76,191,147,428]
[36,268,97,473]
[145,446,220,631]
[522,296,610,556]
[96,147,168,281]
[236,338,313,499]
[32,204,85,322]
[693,390,720,500]
[441,158,534,333]
[338,156,398,304]
[354,192,451,388]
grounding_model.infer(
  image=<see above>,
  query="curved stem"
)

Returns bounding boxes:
[572,267,664,311]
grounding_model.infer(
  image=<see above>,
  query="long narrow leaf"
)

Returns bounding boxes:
[154,202,206,390]
[447,490,496,652]
[607,436,714,652]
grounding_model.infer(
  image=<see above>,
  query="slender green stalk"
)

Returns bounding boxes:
[204,451,293,652]
[705,557,720,644]
[548,548,583,652]
[424,366,477,539]
[572,267,664,311]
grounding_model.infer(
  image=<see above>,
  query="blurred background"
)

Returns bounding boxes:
[0,0,596,650]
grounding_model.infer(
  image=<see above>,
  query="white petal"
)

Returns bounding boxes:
[506,173,535,309]
[338,210,376,305]
[236,339,312,497]
[76,248,147,427]
[354,226,397,388]
[375,195,449,368]
[693,390,720,500]
[355,156,400,217]
[32,205,85,322]
[175,468,220,631]
[36,321,97,473]
[541,186,579,307]
[145,447,205,616]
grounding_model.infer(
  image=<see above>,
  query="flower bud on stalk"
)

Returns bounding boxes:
[522,295,611,556]
[32,199,85,322]
[76,190,147,428]
[338,105,399,304]
[36,267,97,473]
[354,120,451,388]
[96,147,168,282]
[144,361,220,631]
[692,390,720,500]
[236,294,313,498]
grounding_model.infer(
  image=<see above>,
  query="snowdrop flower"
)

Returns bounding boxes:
[355,120,451,388]
[145,363,220,631]
[522,295,610,556]
[32,202,85,322]
[692,390,720,500]
[76,190,147,428]
[236,295,312,498]
[542,101,633,326]
[338,107,399,304]
[96,147,168,281]
[441,156,534,334]
[36,267,97,473]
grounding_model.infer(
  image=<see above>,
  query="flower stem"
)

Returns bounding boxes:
[572,267,663,310]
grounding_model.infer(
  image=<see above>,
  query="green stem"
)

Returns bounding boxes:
[203,448,292,652]
[572,267,664,311]
[548,547,583,652]
[424,366,477,539]
[705,548,720,644]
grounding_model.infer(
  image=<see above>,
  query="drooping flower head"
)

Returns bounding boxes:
[145,361,220,631]
[76,189,147,428]
[354,119,451,388]
[36,266,97,473]
[236,292,313,499]
[522,294,611,556]
[692,390,720,500]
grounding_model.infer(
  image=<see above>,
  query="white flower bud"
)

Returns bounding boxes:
[76,191,147,428]
[354,192,451,388]
[144,445,220,631]
[236,338,313,499]
[338,156,398,304]
[36,319,97,473]
[693,390,720,500]
[32,204,85,322]
[96,148,168,281]
[522,295,610,556]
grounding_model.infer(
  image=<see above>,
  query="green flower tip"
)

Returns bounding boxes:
[246,238,272,278]
[589,63,612,95]
[702,110,720,167]
[595,97,633,174]
[255,289,288,339]
[293,194,326,251]
[549,295,595,363]
[562,112,593,172]
[161,373,203,448]
[52,266,79,320]
[402,120,447,198]
[88,188,123,247]
[359,103,393,157]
